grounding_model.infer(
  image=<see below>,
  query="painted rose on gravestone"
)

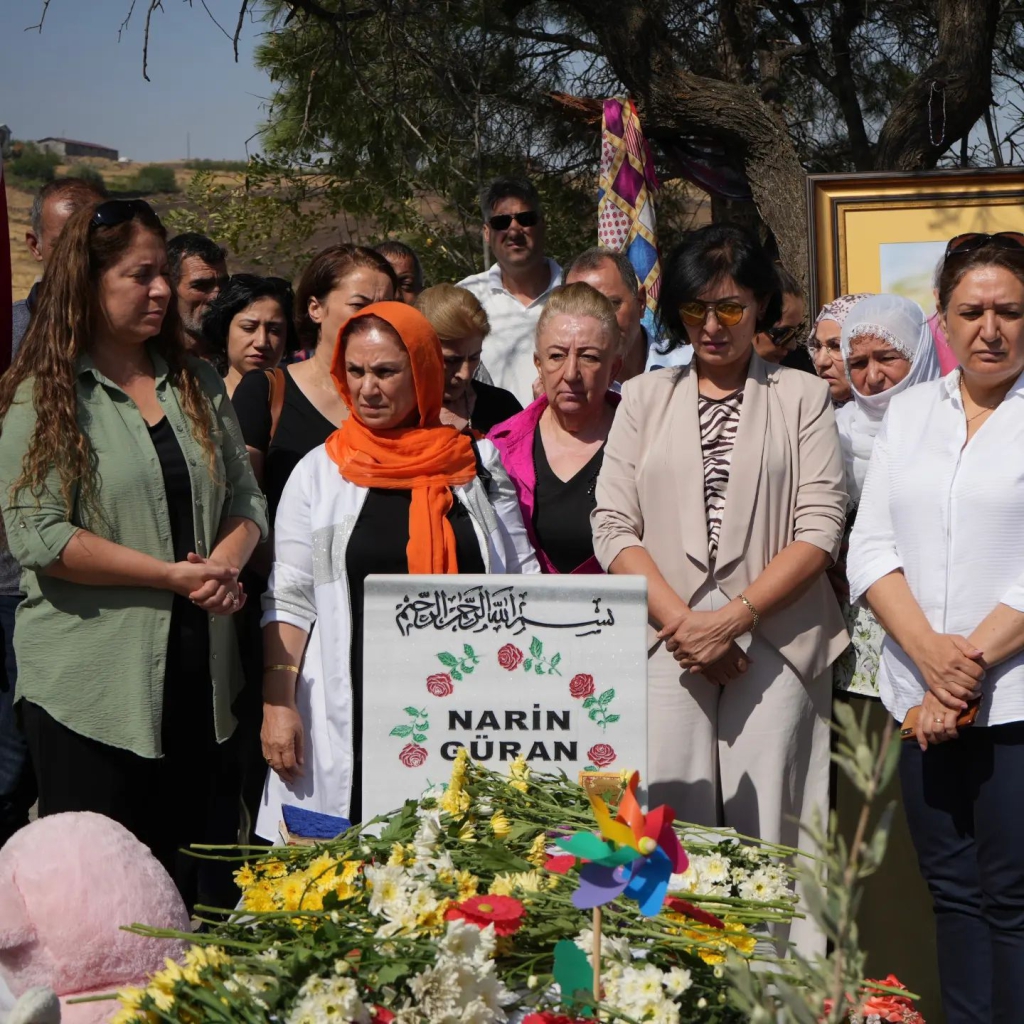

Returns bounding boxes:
[426,673,454,697]
[399,743,428,768]
[497,644,525,671]
[569,673,595,699]
[587,743,617,768]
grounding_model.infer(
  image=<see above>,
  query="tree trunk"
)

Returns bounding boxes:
[874,0,1001,169]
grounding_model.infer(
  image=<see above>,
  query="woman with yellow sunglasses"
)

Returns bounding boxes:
[592,223,848,955]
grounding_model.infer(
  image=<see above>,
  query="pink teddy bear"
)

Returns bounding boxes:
[0,812,191,1023]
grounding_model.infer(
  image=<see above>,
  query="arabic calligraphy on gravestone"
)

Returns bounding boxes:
[361,575,648,821]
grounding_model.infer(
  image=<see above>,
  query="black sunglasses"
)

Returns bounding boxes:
[765,323,803,348]
[945,231,1024,260]
[488,210,539,231]
[90,198,157,229]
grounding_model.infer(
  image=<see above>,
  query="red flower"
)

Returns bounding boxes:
[444,894,525,936]
[861,976,918,1022]
[497,644,524,671]
[569,673,595,699]
[426,673,454,697]
[523,1015,588,1024]
[398,743,428,768]
[587,743,616,767]
[544,854,578,875]
[371,1010,396,1024]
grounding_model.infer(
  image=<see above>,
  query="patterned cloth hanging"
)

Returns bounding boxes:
[597,97,662,319]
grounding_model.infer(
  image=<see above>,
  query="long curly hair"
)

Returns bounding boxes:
[0,201,218,519]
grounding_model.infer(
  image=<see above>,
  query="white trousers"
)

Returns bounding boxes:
[648,585,832,956]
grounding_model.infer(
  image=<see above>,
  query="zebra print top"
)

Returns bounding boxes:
[698,388,744,562]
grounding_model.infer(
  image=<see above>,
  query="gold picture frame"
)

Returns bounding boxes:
[807,169,1024,314]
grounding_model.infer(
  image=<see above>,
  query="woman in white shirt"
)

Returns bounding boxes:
[257,302,538,839]
[848,234,1024,1024]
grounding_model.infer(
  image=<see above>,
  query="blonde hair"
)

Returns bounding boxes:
[415,284,490,343]
[536,283,622,352]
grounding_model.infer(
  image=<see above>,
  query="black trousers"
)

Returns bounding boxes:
[900,722,1024,1024]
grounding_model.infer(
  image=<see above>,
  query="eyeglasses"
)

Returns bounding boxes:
[764,323,803,348]
[678,300,747,327]
[945,232,1024,260]
[90,198,156,230]
[488,210,539,231]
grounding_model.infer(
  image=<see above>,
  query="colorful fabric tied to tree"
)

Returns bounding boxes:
[597,97,662,330]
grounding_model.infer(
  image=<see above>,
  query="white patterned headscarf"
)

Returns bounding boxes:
[836,293,941,500]
[811,293,871,335]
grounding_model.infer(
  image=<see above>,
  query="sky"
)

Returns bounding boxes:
[1,0,274,162]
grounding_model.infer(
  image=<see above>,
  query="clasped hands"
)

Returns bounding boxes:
[909,631,986,749]
[167,551,246,615]
[657,602,753,685]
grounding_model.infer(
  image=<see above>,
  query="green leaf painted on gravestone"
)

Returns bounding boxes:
[524,659,533,671]
[582,697,597,709]
[451,669,463,681]
[535,662,543,675]
[530,636,543,658]
[390,725,413,737]
[598,689,615,705]
[604,714,620,724]
[404,706,421,716]
[437,652,458,668]
[413,733,427,743]
[554,939,594,1010]
[463,644,476,658]
[551,652,561,667]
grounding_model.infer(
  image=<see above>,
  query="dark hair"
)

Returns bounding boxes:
[374,241,424,291]
[166,232,227,286]
[562,247,640,297]
[31,177,106,235]
[294,244,398,347]
[200,274,300,375]
[481,176,542,222]
[938,244,1024,312]
[658,223,782,349]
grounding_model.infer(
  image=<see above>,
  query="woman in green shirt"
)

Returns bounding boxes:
[0,199,267,908]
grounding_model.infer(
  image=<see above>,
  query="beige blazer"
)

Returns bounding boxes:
[592,353,849,681]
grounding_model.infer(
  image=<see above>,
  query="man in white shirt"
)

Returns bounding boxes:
[562,247,692,385]
[457,177,561,405]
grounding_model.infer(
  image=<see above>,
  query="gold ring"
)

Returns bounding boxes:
[934,717,943,724]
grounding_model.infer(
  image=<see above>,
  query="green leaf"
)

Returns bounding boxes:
[451,669,463,681]
[390,725,413,737]
[588,709,599,720]
[604,713,620,724]
[598,688,615,706]
[523,659,533,671]
[437,651,458,668]
[550,652,561,667]
[376,961,409,986]
[582,697,597,709]
[535,662,543,675]
[462,664,475,674]
[463,644,476,658]
[530,636,543,658]
[412,733,427,743]
[404,706,421,717]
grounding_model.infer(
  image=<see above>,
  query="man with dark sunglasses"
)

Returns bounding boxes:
[457,176,562,405]
[166,231,229,359]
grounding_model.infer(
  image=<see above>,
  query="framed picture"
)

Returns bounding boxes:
[807,169,1024,314]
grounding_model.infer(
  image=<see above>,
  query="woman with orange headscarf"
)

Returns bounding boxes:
[255,303,538,836]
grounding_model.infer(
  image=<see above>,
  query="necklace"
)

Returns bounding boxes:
[959,378,1000,423]
[310,355,338,394]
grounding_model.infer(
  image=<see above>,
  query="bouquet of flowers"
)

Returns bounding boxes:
[110,753,913,1024]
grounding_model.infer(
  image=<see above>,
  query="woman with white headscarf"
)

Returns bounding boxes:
[837,294,942,501]
[806,294,871,407]
[833,294,942,695]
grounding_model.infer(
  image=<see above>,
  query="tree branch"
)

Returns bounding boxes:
[233,0,249,61]
[486,21,601,55]
[26,0,51,32]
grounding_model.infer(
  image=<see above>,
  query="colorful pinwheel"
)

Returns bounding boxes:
[554,772,689,917]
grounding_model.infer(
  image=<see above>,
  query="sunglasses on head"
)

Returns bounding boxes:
[678,299,747,328]
[764,323,803,348]
[944,231,1024,261]
[488,210,539,231]
[90,198,157,230]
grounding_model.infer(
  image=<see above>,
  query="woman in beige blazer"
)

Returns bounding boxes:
[593,225,848,874]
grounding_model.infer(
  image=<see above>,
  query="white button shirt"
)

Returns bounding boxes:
[457,259,562,406]
[848,369,1024,726]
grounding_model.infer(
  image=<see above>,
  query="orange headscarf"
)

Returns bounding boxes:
[325,301,478,573]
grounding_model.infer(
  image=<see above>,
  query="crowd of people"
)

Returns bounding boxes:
[2,171,1023,1022]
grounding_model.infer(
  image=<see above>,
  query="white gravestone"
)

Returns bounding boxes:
[361,574,648,822]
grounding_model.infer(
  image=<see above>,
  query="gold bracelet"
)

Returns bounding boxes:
[264,664,300,675]
[739,594,760,632]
